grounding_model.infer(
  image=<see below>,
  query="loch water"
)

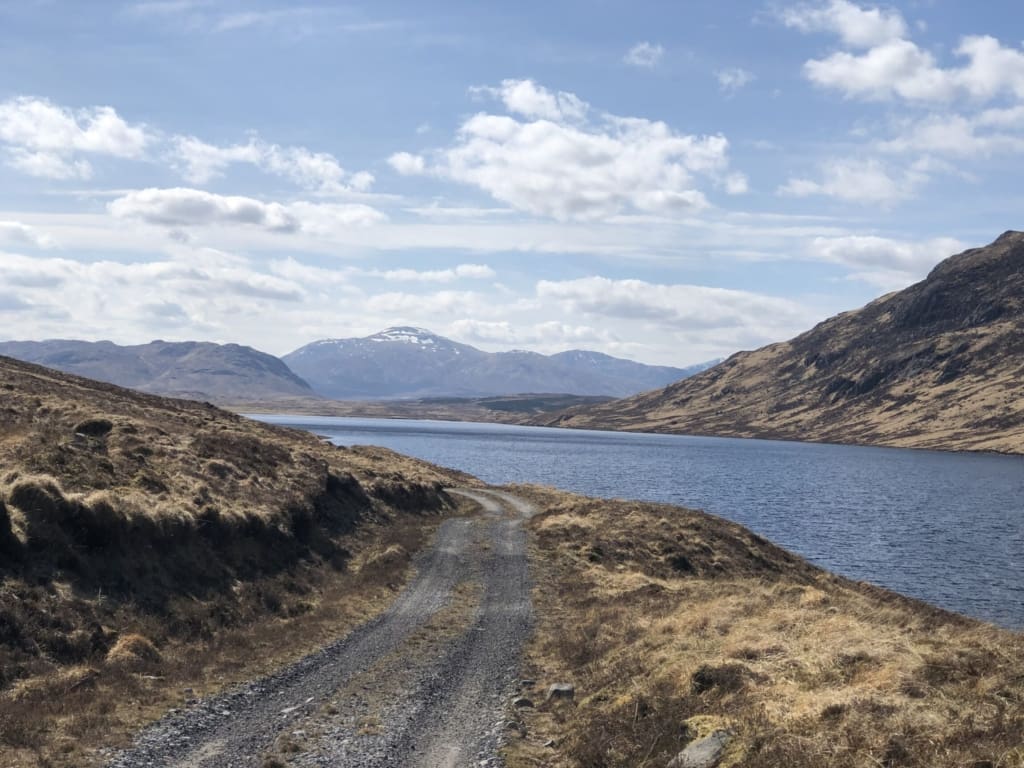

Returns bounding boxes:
[251,415,1024,629]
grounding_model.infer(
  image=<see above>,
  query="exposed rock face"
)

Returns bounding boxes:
[0,339,314,402]
[544,231,1024,453]
[284,326,715,399]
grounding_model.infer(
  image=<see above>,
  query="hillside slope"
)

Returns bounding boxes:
[544,231,1024,453]
[0,339,315,402]
[0,354,467,765]
[284,326,712,398]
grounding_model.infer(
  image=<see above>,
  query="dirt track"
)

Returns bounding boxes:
[107,488,534,768]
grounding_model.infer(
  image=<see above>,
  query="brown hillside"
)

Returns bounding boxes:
[0,355,471,764]
[544,231,1024,453]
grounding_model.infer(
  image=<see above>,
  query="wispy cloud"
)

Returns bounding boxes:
[778,157,930,204]
[125,1,404,37]
[717,67,755,93]
[0,221,57,249]
[623,42,664,68]
[171,135,374,194]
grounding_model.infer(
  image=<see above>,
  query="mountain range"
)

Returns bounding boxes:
[0,330,716,403]
[0,339,314,401]
[283,327,715,399]
[542,231,1024,453]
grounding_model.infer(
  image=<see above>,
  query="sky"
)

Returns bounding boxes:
[0,0,1022,366]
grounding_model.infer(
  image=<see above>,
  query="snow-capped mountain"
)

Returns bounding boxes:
[284,327,715,399]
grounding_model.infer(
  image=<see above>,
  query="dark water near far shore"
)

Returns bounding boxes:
[251,415,1024,629]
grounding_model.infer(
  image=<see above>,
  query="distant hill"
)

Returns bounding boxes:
[283,327,716,399]
[542,231,1024,454]
[0,339,315,402]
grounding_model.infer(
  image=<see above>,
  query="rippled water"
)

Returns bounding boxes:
[251,415,1024,629]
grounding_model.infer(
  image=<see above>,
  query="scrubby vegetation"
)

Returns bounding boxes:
[0,355,471,766]
[507,487,1024,768]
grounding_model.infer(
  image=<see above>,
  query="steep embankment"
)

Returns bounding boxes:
[506,487,1024,768]
[0,355,469,766]
[545,231,1024,453]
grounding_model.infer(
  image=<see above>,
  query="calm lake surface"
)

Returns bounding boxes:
[252,415,1024,629]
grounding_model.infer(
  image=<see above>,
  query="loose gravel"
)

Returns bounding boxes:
[107,488,533,768]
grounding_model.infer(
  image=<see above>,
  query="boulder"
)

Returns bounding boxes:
[667,729,733,768]
[545,682,575,703]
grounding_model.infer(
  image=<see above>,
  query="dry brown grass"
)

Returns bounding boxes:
[506,486,1024,768]
[0,355,478,766]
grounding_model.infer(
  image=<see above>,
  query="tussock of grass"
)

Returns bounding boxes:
[0,355,475,766]
[508,487,1024,768]
[105,634,162,670]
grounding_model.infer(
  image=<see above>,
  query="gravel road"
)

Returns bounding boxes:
[107,487,534,768]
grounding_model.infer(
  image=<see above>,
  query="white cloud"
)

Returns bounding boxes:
[784,3,1024,103]
[537,276,812,337]
[803,39,955,101]
[6,149,93,180]
[267,259,495,286]
[171,136,261,183]
[0,96,151,179]
[284,200,388,232]
[0,250,305,325]
[624,42,664,69]
[403,79,740,221]
[0,221,56,249]
[779,157,927,203]
[476,79,589,122]
[388,151,426,175]
[878,106,1024,157]
[172,135,373,193]
[808,234,965,289]
[108,188,386,233]
[449,318,612,349]
[373,264,496,282]
[126,1,205,16]
[723,172,750,194]
[781,0,906,48]
[717,68,755,93]
[268,257,354,289]
[404,203,515,218]
[365,289,484,315]
[109,188,299,231]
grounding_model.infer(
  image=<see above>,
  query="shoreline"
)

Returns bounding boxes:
[229,402,1024,458]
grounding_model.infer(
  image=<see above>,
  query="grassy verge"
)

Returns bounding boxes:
[0,356,476,766]
[507,486,1024,768]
